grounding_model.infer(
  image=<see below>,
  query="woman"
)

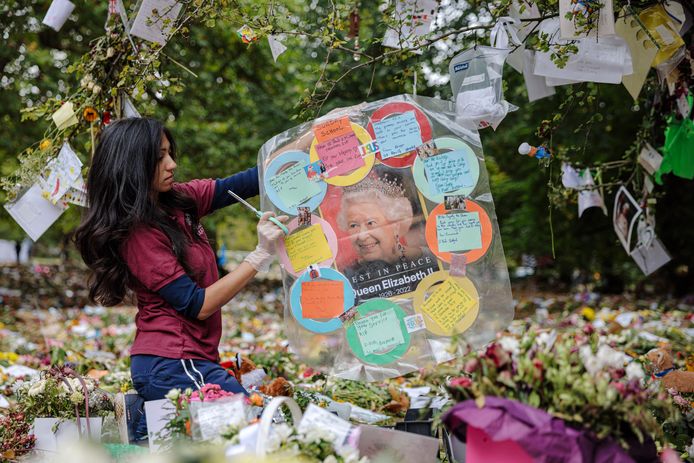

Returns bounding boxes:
[335,171,438,300]
[74,118,286,434]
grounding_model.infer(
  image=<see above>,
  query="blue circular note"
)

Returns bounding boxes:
[264,150,328,215]
[289,268,355,333]
[412,137,479,203]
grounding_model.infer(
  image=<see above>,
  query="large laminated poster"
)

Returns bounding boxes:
[258,95,513,381]
[320,164,440,302]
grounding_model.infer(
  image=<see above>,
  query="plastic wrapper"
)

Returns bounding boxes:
[258,94,514,381]
[449,47,517,130]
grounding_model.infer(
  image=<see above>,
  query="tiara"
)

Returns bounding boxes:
[343,173,406,198]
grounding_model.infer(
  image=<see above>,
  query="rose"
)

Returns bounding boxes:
[484,343,511,368]
[449,376,472,388]
[165,388,180,401]
[463,358,479,374]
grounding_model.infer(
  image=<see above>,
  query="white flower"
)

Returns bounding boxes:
[27,379,46,397]
[626,362,645,381]
[686,437,694,456]
[165,389,180,401]
[323,456,338,463]
[498,336,519,357]
[300,426,335,444]
[265,424,293,453]
[580,344,629,376]
[70,390,84,405]
[337,445,361,463]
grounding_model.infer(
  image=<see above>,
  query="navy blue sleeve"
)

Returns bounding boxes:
[158,274,206,319]
[211,166,260,211]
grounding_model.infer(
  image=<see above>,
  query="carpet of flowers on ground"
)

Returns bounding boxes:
[0,264,692,461]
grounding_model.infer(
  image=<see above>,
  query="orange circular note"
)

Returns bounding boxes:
[424,200,493,264]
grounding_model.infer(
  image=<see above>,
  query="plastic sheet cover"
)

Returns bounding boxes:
[258,94,513,381]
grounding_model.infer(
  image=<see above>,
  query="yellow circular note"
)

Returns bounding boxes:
[412,270,480,337]
[309,122,375,187]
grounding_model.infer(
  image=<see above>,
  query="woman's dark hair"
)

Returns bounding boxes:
[74,118,200,306]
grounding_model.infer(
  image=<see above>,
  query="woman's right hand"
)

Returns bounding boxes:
[245,211,288,272]
[256,211,288,253]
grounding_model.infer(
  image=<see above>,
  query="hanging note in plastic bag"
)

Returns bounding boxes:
[449,47,516,130]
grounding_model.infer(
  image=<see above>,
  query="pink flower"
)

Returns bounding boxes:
[463,358,480,374]
[532,358,544,381]
[484,343,511,368]
[660,448,683,463]
[450,377,473,388]
[302,367,316,378]
[610,382,626,397]
[188,384,235,402]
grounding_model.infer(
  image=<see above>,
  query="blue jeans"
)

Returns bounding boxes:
[131,355,247,439]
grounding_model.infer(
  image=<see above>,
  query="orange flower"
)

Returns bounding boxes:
[185,419,191,436]
[83,107,99,122]
[248,393,263,407]
[39,139,52,150]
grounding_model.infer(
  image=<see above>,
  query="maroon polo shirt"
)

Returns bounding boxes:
[122,180,221,362]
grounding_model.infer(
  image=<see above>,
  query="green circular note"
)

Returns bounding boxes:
[345,298,411,365]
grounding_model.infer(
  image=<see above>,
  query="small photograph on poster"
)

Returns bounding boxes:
[297,207,312,228]
[320,164,439,302]
[444,195,466,211]
[304,159,327,182]
[415,140,438,160]
[613,186,642,253]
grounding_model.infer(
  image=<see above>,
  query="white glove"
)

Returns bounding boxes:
[244,211,288,272]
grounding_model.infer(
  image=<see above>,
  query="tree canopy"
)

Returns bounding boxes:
[1,0,692,290]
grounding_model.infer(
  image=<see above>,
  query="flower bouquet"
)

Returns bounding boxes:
[15,365,113,451]
[428,327,684,459]
[160,386,369,463]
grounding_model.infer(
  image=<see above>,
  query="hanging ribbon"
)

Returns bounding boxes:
[490,16,523,49]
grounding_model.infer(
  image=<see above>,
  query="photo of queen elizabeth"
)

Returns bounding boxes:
[320,164,439,302]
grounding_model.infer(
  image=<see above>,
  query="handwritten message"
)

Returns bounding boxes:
[194,399,245,441]
[423,151,473,195]
[313,116,352,142]
[421,278,477,331]
[298,404,354,448]
[436,212,482,253]
[269,162,321,208]
[284,224,333,273]
[315,132,365,177]
[354,308,405,356]
[372,111,423,159]
[39,143,83,204]
[300,280,344,319]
